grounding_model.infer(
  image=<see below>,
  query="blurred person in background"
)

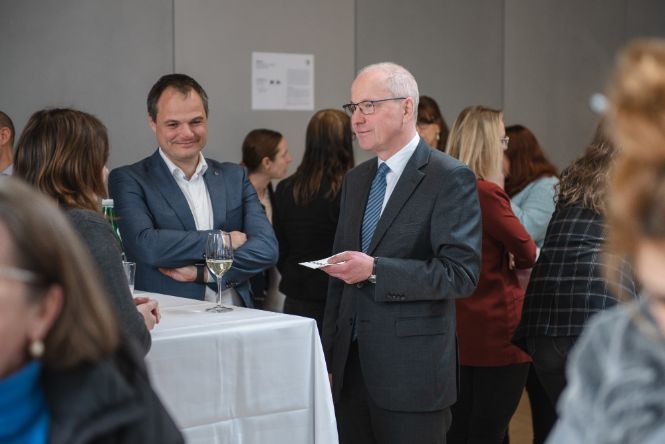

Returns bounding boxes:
[0,177,182,443]
[13,108,158,354]
[549,38,665,443]
[504,125,559,248]
[503,124,559,443]
[512,127,637,414]
[417,95,449,151]
[273,109,354,332]
[241,128,292,310]
[0,111,14,175]
[446,106,537,444]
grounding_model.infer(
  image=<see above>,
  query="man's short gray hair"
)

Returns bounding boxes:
[358,62,420,114]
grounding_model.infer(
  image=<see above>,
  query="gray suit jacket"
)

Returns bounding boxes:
[322,140,482,412]
[108,150,278,306]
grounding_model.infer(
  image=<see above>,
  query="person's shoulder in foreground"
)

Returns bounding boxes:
[548,299,665,444]
[44,339,184,444]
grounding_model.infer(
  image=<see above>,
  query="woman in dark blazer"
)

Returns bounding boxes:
[445,106,537,444]
[273,109,354,332]
[513,127,637,408]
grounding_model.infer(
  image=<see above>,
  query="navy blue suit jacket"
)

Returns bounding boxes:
[108,150,278,306]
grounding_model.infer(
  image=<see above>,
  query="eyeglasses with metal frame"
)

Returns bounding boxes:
[342,97,407,116]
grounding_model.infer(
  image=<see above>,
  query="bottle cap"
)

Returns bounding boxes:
[101,199,114,207]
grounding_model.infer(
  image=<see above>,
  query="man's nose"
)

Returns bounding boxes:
[351,108,365,125]
[181,124,195,138]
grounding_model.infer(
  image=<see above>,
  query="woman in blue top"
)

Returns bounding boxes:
[504,125,559,248]
[0,177,182,444]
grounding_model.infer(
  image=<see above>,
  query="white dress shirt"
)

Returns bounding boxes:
[159,148,213,230]
[377,134,420,215]
[158,149,241,305]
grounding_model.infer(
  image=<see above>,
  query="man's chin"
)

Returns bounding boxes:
[356,137,374,151]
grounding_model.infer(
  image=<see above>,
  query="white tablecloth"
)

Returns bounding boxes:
[143,292,338,444]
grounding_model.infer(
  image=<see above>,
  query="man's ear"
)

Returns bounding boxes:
[0,127,10,146]
[403,97,415,123]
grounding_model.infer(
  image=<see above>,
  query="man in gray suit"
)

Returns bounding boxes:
[109,74,277,305]
[322,63,482,443]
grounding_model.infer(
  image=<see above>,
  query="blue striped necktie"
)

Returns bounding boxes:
[361,162,390,253]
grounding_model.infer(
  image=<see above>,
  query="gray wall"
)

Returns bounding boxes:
[2,1,665,171]
[0,0,173,168]
[357,0,665,169]
[173,0,355,170]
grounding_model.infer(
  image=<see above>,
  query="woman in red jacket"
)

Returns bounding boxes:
[445,105,537,444]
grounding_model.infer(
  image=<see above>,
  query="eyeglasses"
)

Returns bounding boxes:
[342,97,406,116]
[501,136,510,150]
[0,266,38,283]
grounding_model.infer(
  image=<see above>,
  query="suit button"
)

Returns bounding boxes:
[349,318,354,325]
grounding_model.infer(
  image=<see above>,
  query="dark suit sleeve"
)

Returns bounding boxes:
[219,171,278,286]
[374,165,482,302]
[322,179,348,367]
[108,167,213,268]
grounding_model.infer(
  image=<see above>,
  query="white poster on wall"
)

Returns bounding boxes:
[252,52,314,111]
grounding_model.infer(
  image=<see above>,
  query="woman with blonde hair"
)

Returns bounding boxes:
[0,177,181,443]
[445,106,537,443]
[549,38,665,444]
[13,108,158,354]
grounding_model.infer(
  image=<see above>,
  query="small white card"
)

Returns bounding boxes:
[299,255,345,269]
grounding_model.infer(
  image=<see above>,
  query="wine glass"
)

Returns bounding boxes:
[205,231,234,313]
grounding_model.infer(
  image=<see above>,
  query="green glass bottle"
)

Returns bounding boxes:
[101,199,126,260]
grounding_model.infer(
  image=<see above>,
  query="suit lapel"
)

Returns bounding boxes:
[366,141,429,254]
[147,150,197,230]
[203,160,227,228]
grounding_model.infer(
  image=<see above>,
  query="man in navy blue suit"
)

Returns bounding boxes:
[109,74,277,306]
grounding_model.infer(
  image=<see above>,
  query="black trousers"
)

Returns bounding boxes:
[447,363,529,444]
[524,364,558,443]
[336,342,452,444]
[525,336,577,406]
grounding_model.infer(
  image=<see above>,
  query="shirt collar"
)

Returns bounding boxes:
[379,134,420,177]
[158,148,208,181]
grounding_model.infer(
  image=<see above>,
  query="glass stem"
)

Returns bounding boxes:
[216,276,222,306]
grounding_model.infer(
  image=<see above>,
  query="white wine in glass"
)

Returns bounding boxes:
[205,231,234,313]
